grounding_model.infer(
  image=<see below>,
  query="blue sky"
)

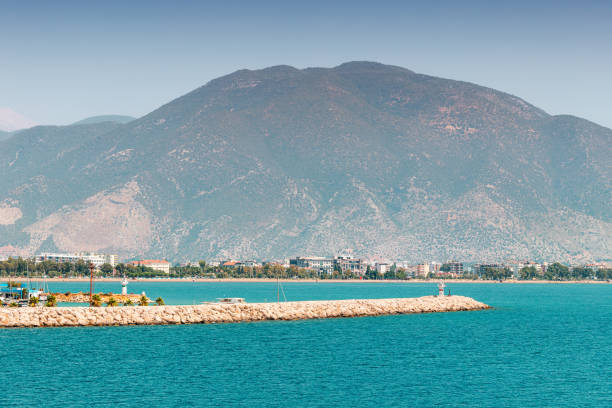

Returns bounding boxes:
[1,0,611,128]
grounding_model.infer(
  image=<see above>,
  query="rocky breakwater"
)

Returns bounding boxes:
[0,296,489,328]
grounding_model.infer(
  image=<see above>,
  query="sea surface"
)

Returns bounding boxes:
[0,282,610,407]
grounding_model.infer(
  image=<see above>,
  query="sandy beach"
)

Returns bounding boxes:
[2,277,609,284]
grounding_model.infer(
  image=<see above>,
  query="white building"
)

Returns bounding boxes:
[130,259,171,274]
[376,262,390,274]
[335,256,366,275]
[507,261,543,278]
[290,257,334,274]
[290,256,367,275]
[240,260,260,267]
[416,263,430,276]
[37,252,118,268]
[429,262,442,273]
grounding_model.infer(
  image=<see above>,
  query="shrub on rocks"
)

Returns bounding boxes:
[45,295,57,307]
[91,294,102,307]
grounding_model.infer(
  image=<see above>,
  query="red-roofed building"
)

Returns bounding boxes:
[130,259,170,274]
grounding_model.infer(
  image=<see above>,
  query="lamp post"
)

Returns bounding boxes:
[438,281,446,297]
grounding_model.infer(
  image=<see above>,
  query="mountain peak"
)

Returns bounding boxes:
[333,61,414,74]
[0,63,610,262]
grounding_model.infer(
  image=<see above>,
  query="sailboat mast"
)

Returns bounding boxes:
[26,258,30,291]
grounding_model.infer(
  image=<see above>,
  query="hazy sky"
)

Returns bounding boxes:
[1,0,611,128]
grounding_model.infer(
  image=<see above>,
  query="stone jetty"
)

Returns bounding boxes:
[0,296,489,328]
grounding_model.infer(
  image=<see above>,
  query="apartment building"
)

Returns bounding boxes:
[130,259,171,274]
[37,252,118,268]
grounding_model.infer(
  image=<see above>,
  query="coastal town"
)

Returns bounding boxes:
[0,251,609,281]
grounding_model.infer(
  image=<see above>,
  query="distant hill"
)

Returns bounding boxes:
[0,107,37,132]
[71,115,135,125]
[0,62,610,263]
[0,130,10,142]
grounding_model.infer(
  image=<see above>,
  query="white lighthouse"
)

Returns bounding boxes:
[438,281,446,297]
[121,276,128,296]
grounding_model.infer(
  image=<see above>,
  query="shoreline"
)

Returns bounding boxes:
[0,295,490,328]
[2,277,609,284]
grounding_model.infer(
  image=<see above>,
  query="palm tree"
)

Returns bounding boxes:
[155,297,165,306]
[45,294,57,307]
[91,294,102,307]
[123,299,134,306]
[28,296,39,307]
[138,295,149,306]
[106,297,118,307]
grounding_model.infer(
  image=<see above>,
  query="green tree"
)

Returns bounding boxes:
[100,263,114,276]
[545,263,570,280]
[29,296,39,307]
[571,267,591,280]
[91,294,102,307]
[519,266,538,280]
[333,263,343,278]
[138,295,149,306]
[75,259,88,276]
[106,297,118,307]
[115,263,126,276]
[155,297,165,306]
[390,263,397,279]
[45,294,57,307]
[123,298,134,306]
[60,262,73,277]
[596,269,610,281]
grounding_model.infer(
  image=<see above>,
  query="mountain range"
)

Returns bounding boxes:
[0,62,610,263]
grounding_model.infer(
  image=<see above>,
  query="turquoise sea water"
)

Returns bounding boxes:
[0,282,610,407]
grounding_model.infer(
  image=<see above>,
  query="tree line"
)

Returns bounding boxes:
[0,258,609,281]
[517,263,610,281]
[0,258,160,278]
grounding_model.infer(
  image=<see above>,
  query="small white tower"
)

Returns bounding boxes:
[438,281,446,297]
[121,276,128,296]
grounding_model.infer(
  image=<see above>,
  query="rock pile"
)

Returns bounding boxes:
[51,292,142,303]
[0,296,489,328]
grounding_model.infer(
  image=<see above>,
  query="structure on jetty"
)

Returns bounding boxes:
[0,296,489,328]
